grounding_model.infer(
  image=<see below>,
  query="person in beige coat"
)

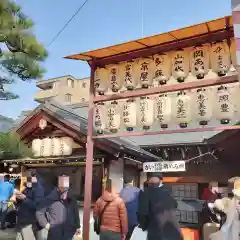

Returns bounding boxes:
[209,178,240,240]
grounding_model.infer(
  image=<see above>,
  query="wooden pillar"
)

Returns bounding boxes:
[20,165,26,192]
[82,63,96,240]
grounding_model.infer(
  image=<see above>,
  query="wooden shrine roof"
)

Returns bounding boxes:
[65,16,232,64]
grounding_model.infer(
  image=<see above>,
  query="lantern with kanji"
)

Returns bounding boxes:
[94,102,106,134]
[122,61,137,90]
[195,88,213,126]
[32,139,42,157]
[94,67,108,95]
[174,91,191,128]
[210,41,231,77]
[215,86,234,124]
[107,101,121,133]
[122,98,137,131]
[52,138,61,156]
[153,54,171,85]
[139,96,154,130]
[107,64,121,92]
[172,49,190,83]
[230,38,237,68]
[42,137,52,157]
[191,45,210,79]
[138,58,153,88]
[155,94,172,129]
[61,137,73,156]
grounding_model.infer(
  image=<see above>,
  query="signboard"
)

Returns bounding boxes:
[143,161,186,172]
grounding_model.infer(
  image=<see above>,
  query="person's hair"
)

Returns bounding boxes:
[4,174,10,182]
[105,179,112,192]
[31,172,37,177]
[14,179,21,190]
[124,175,134,184]
[143,181,148,188]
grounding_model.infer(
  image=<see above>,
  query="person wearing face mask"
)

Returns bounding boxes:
[15,177,38,240]
[35,174,81,240]
[138,173,182,240]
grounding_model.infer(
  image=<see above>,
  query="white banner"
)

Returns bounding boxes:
[143,161,186,172]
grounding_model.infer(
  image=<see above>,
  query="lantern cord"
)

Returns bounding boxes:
[48,0,91,47]
[184,150,218,163]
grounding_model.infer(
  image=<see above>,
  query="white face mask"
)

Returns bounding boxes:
[26,182,32,188]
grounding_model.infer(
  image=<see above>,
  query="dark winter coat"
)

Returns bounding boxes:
[35,187,80,240]
[138,184,182,240]
[16,187,37,226]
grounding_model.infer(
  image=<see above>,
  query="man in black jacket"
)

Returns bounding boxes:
[138,173,182,240]
[36,174,81,240]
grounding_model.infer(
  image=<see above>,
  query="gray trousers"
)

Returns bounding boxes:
[100,230,122,240]
[16,224,36,240]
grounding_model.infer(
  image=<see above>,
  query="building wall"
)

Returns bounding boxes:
[35,76,90,105]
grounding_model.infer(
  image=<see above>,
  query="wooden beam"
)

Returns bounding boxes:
[94,74,238,103]
[92,125,240,139]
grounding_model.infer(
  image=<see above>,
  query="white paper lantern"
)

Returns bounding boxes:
[122,61,137,90]
[155,94,172,129]
[191,45,210,79]
[61,137,73,156]
[174,91,191,128]
[122,98,137,131]
[153,54,171,85]
[172,49,190,83]
[94,67,108,95]
[138,58,153,88]
[215,86,235,124]
[230,38,237,68]
[107,64,121,92]
[210,41,231,77]
[107,101,121,133]
[42,138,52,157]
[94,102,106,134]
[139,96,154,130]
[32,139,42,157]
[52,138,61,156]
[195,88,213,126]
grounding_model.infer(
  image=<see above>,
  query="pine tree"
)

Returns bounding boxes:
[0,0,48,100]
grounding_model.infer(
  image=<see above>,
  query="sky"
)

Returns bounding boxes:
[0,0,232,119]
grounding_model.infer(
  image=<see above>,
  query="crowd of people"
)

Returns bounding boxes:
[0,170,240,240]
[0,172,81,240]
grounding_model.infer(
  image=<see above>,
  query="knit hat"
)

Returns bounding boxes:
[232,177,240,197]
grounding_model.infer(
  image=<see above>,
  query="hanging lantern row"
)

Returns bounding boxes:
[32,137,73,157]
[94,85,237,133]
[94,40,236,94]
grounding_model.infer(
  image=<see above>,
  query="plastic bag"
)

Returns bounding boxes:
[130,227,147,240]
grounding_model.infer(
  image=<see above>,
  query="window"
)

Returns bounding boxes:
[67,78,74,88]
[82,82,86,88]
[65,94,72,103]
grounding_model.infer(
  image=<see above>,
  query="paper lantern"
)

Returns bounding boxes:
[107,101,121,133]
[138,58,153,88]
[122,98,137,131]
[174,91,191,128]
[215,86,234,124]
[155,94,172,129]
[191,45,210,79]
[153,54,171,85]
[94,102,106,134]
[230,38,237,68]
[42,138,52,157]
[52,138,61,156]
[107,64,121,92]
[195,88,212,126]
[210,41,231,77]
[172,49,190,83]
[61,137,73,156]
[122,61,137,90]
[94,67,108,95]
[139,96,154,130]
[32,139,42,157]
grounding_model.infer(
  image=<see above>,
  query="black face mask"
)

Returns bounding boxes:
[148,182,160,188]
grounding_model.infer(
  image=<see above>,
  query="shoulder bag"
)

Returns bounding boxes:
[94,201,111,235]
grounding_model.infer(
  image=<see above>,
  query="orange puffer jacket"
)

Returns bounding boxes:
[93,191,128,235]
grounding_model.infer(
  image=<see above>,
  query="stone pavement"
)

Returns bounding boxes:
[0,228,16,240]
